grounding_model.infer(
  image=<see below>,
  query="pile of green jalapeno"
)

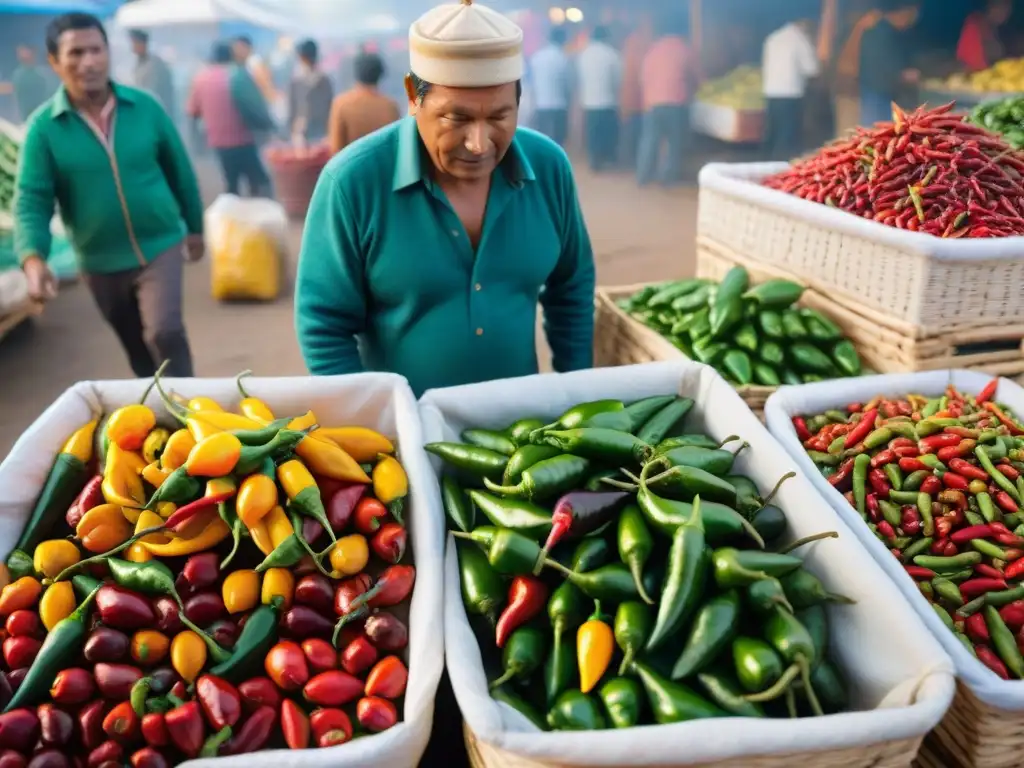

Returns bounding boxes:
[616,269,862,388]
[429,394,855,731]
[794,379,1024,680]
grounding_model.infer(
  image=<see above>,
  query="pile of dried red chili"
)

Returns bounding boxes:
[763,102,1024,238]
[793,378,1024,679]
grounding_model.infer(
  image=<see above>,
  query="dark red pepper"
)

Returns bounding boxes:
[178,553,220,593]
[898,457,929,473]
[965,613,991,643]
[903,565,936,580]
[540,491,630,561]
[995,491,1019,514]
[370,523,408,565]
[165,493,233,532]
[223,706,276,755]
[77,700,107,750]
[870,449,896,469]
[941,472,970,491]
[829,458,855,490]
[140,713,169,748]
[67,475,104,529]
[195,675,241,731]
[960,578,1008,600]
[1000,601,1024,633]
[237,678,280,714]
[495,575,547,648]
[95,587,156,631]
[164,702,205,758]
[793,417,812,442]
[86,741,122,768]
[920,476,942,496]
[843,408,878,449]
[976,645,1010,679]
[366,565,416,609]
[867,468,891,497]
[950,524,997,545]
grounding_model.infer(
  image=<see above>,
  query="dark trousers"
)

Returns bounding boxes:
[620,112,643,166]
[216,144,271,197]
[764,97,805,161]
[534,108,569,146]
[84,246,194,378]
[584,108,619,171]
[637,105,689,186]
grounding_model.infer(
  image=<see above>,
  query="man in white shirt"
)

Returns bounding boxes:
[576,25,622,172]
[762,18,820,160]
[529,27,571,146]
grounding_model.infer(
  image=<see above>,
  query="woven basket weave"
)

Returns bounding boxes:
[594,285,775,418]
[464,722,924,768]
[697,240,1024,378]
[696,166,1024,337]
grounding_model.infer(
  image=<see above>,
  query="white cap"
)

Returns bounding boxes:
[409,0,524,88]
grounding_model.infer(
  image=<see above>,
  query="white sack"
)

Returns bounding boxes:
[765,371,1024,712]
[699,162,1024,258]
[0,374,445,768]
[420,361,955,766]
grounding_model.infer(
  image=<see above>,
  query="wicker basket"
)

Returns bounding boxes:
[697,240,1024,378]
[266,153,328,220]
[464,722,924,768]
[696,163,1024,337]
[594,284,775,418]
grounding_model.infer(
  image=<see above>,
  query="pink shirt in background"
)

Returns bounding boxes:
[186,65,253,149]
[641,36,698,110]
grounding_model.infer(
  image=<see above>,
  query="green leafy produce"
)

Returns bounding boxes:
[968,97,1024,150]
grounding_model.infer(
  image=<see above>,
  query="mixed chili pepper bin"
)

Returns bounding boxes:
[0,373,445,768]
[422,361,954,768]
[765,371,1024,768]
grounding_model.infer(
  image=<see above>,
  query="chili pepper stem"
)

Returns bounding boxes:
[629,560,655,606]
[730,442,750,457]
[760,472,797,509]
[236,370,255,399]
[778,531,839,554]
[742,663,801,702]
[139,360,168,405]
[174,602,232,664]
[153,365,191,423]
[489,668,518,690]
[219,521,242,571]
[798,657,824,717]
[785,688,798,719]
[48,525,168,583]
[598,478,636,492]
[717,435,740,448]
[620,468,642,484]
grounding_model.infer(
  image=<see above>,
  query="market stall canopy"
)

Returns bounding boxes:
[114,0,235,26]
[0,0,122,12]
[211,0,403,38]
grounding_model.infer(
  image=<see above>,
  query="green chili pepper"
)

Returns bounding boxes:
[809,660,849,714]
[726,474,761,516]
[565,562,649,603]
[965,509,986,528]
[795,605,829,670]
[544,634,576,708]
[255,533,305,572]
[913,552,982,571]
[712,548,803,589]
[621,396,678,433]
[234,429,308,476]
[883,463,903,491]
[571,537,611,572]
[976,447,1022,503]
[536,400,625,434]
[984,585,1024,607]
[918,492,935,537]
[130,677,152,717]
[653,445,742,476]
[462,428,516,456]
[636,398,694,445]
[504,418,547,447]
[808,451,840,467]
[612,600,652,676]
[656,434,721,452]
[467,490,552,538]
[493,685,548,730]
[671,591,740,680]
[617,504,655,605]
[954,632,977,658]
[932,603,955,630]
[696,668,765,717]
[441,475,474,533]
[13,449,91,558]
[541,428,652,466]
[920,399,942,419]
[878,500,902,527]
[635,661,726,723]
[732,636,783,694]
[209,602,280,679]
[759,309,785,339]
[547,690,606,730]
[71,574,103,601]
[862,428,893,450]
[5,550,33,581]
[751,506,788,544]
[502,445,562,486]
[762,608,823,713]
[746,578,793,615]
[491,626,546,689]
[456,528,549,576]
[424,442,509,480]
[483,455,592,502]
[902,470,928,492]
[978,492,1000,523]
[146,466,203,510]
[4,585,100,712]
[642,463,739,506]
[972,539,1009,560]
[646,497,708,651]
[598,678,643,729]
[932,578,964,606]
[852,453,871,518]
[779,569,854,610]
[827,436,846,455]
[457,541,505,626]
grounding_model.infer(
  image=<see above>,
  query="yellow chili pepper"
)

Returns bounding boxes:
[106,405,157,452]
[248,520,275,556]
[237,474,278,528]
[171,630,207,682]
[223,570,260,614]
[277,460,337,540]
[185,411,262,443]
[125,542,154,563]
[156,502,176,519]
[141,518,231,557]
[0,576,42,616]
[33,540,80,580]
[103,444,146,508]
[261,567,295,609]
[185,432,242,478]
[161,429,196,471]
[373,454,408,504]
[142,428,170,464]
[187,397,223,413]
[135,510,169,540]
[76,504,133,553]
[39,581,76,631]
[295,436,370,483]
[264,505,294,548]
[132,630,170,665]
[0,566,11,595]
[577,602,614,694]
[61,419,99,463]
[142,462,171,489]
[329,534,369,576]
[288,411,318,431]
[314,426,394,463]
[235,372,276,423]
[206,477,238,499]
[122,450,149,476]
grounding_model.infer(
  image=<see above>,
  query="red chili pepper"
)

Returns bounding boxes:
[943,540,959,557]
[223,705,276,755]
[935,517,954,540]
[866,493,881,522]
[976,563,1004,580]
[339,635,378,676]
[793,417,812,442]
[984,402,1024,436]
[164,702,205,758]
[948,459,989,481]
[848,402,863,413]
[1008,558,1024,581]
[67,474,104,528]
[495,576,548,648]
[995,533,1024,548]
[996,491,1020,514]
[920,433,962,453]
[805,437,829,453]
[940,472,970,491]
[960,578,1008,600]
[889,437,916,450]
[102,701,139,742]
[1005,549,1024,563]
[950,524,996,545]
[976,645,1010,679]
[893,445,921,458]
[870,449,897,469]
[195,675,241,731]
[867,468,891,497]
[280,699,310,750]
[920,476,943,496]
[898,457,929,473]
[965,612,990,643]
[1000,601,1024,632]
[903,565,936,580]
[829,458,855,490]
[901,506,922,535]
[877,520,897,541]
[309,708,352,748]
[164,492,233,531]
[998,464,1021,481]
[140,713,169,748]
[303,670,363,707]
[843,408,878,449]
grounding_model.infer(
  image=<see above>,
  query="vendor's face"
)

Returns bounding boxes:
[409,80,518,182]
[49,27,109,97]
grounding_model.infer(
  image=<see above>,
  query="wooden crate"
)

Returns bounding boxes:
[697,239,1024,378]
[594,284,775,418]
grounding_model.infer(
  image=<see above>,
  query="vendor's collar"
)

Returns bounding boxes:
[51,81,135,117]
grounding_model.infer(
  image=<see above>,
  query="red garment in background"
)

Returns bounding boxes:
[958,14,991,72]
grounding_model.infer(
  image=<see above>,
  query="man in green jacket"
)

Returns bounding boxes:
[16,13,204,378]
[295,0,596,396]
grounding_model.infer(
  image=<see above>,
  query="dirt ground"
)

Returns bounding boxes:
[0,156,697,457]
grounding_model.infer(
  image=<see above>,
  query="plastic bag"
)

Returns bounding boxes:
[205,194,287,302]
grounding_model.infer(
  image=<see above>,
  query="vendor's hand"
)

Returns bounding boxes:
[184,234,205,263]
[22,255,58,302]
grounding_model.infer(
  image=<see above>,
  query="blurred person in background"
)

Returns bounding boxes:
[762,17,819,160]
[129,30,175,119]
[958,0,1013,72]
[637,12,699,187]
[288,39,334,145]
[296,0,595,396]
[577,24,622,171]
[858,1,920,125]
[233,35,278,106]
[529,26,571,146]
[619,14,653,164]
[188,41,273,197]
[9,45,53,121]
[16,12,203,378]
[327,51,400,155]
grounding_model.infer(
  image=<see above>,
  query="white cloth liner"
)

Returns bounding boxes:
[765,371,1024,712]
[699,163,1024,258]
[420,361,955,766]
[0,374,445,767]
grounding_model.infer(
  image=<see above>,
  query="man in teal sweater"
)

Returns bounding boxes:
[16,13,204,378]
[295,0,596,396]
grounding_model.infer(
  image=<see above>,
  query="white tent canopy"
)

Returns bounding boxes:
[114,0,237,27]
